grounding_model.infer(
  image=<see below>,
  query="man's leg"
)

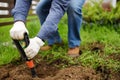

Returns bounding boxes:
[37,0,71,39]
[67,0,85,57]
[36,0,62,50]
[36,0,51,25]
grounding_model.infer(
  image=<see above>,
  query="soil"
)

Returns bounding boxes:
[0,42,120,80]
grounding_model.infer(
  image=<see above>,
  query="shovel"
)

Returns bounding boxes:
[12,33,37,77]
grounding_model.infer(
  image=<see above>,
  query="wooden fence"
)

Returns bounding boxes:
[0,0,39,27]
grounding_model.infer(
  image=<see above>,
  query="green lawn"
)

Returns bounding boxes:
[0,15,120,71]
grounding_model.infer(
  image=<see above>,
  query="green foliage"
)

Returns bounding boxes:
[0,44,19,65]
[82,1,120,24]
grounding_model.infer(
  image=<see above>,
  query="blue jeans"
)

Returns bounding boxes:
[36,0,85,48]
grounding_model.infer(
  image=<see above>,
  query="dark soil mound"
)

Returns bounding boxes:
[0,58,120,80]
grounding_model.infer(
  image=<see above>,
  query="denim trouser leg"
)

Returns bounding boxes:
[36,0,85,48]
[67,0,85,48]
[37,0,70,43]
[36,0,51,25]
[36,0,62,45]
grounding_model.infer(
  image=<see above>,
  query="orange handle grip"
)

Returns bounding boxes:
[26,60,35,68]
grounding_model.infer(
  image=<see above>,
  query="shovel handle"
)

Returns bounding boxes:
[26,60,37,77]
[12,33,37,77]
[12,33,29,61]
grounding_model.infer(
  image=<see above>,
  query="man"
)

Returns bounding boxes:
[10,0,85,59]
[36,0,85,57]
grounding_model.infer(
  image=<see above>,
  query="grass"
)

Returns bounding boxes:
[0,15,120,71]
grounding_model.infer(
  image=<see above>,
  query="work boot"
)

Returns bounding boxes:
[40,41,64,51]
[40,45,52,51]
[67,47,80,58]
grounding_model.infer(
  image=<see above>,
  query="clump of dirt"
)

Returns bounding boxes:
[0,57,120,80]
[46,66,101,80]
[88,41,105,53]
[96,65,120,80]
[80,41,105,54]
[108,53,120,61]
[0,62,101,80]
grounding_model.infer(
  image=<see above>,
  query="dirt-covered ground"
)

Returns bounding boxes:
[0,42,120,80]
[0,60,120,80]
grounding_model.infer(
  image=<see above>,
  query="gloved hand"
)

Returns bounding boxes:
[10,21,29,40]
[25,37,44,59]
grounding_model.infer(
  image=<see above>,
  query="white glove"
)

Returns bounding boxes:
[25,37,44,59]
[10,21,29,40]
